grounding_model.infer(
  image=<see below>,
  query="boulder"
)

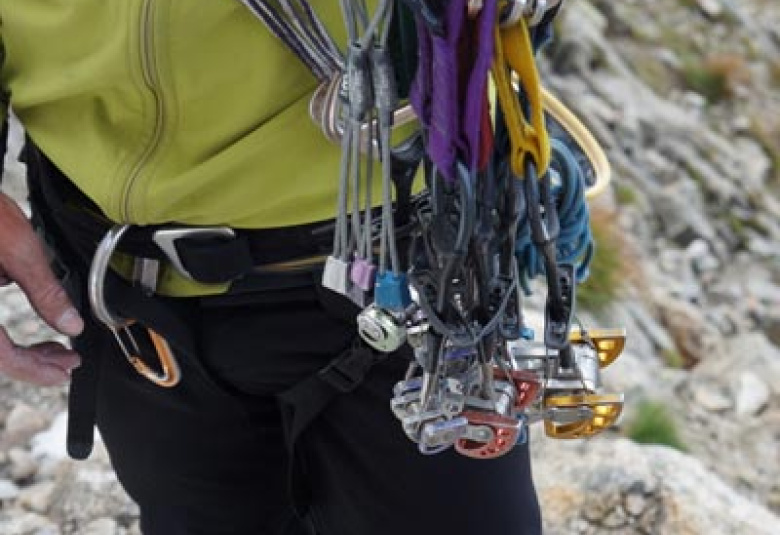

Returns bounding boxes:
[532,437,780,534]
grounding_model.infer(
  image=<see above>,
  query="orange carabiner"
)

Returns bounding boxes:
[110,324,182,388]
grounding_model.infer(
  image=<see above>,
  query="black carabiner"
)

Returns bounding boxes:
[522,158,574,351]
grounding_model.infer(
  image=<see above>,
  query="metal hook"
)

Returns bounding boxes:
[88,224,182,388]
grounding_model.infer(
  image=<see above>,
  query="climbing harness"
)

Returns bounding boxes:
[78,0,627,454]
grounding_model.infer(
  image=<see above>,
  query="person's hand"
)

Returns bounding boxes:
[0,192,84,386]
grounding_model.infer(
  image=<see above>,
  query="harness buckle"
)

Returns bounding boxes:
[151,226,236,280]
[88,224,182,388]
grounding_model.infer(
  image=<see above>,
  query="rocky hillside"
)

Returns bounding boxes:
[531,0,780,533]
[1,0,779,533]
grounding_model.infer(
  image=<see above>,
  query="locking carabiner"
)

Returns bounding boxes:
[88,225,181,388]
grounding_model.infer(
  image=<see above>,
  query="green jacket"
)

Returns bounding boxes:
[0,1,418,295]
[0,0,359,229]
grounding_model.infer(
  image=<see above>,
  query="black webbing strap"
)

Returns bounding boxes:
[277,342,381,516]
[170,235,255,283]
[25,142,199,459]
[25,142,101,459]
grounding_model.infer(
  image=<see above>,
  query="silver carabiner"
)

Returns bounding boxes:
[88,224,181,388]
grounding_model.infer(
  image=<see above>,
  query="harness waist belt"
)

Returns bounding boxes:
[30,146,415,293]
[64,207,339,286]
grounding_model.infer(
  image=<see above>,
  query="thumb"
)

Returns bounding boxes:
[28,280,85,338]
[4,233,84,338]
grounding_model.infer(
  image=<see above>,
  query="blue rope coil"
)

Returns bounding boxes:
[515,137,594,293]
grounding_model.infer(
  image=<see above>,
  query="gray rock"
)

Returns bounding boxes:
[8,448,39,482]
[733,372,771,417]
[0,479,21,501]
[686,238,721,276]
[30,412,69,465]
[46,463,138,529]
[654,295,722,365]
[747,231,780,258]
[0,512,59,535]
[691,380,733,412]
[766,314,780,347]
[18,482,57,515]
[553,1,608,75]
[710,333,780,394]
[81,518,119,535]
[614,301,667,352]
[533,437,780,535]
[704,304,744,336]
[624,486,648,517]
[732,137,772,196]
[651,185,717,248]
[4,404,49,448]
[696,0,724,17]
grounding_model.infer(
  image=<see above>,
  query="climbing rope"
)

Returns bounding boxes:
[515,137,594,292]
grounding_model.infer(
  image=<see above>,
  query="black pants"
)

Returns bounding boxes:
[84,280,542,535]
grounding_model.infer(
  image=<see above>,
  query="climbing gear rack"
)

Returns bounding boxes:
[236,0,628,458]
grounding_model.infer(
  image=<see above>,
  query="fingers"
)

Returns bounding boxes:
[22,280,85,337]
[0,195,84,337]
[0,330,81,386]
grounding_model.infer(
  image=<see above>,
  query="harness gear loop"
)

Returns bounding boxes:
[492,18,550,177]
[88,225,182,388]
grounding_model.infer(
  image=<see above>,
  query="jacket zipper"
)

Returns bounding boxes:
[121,0,165,221]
